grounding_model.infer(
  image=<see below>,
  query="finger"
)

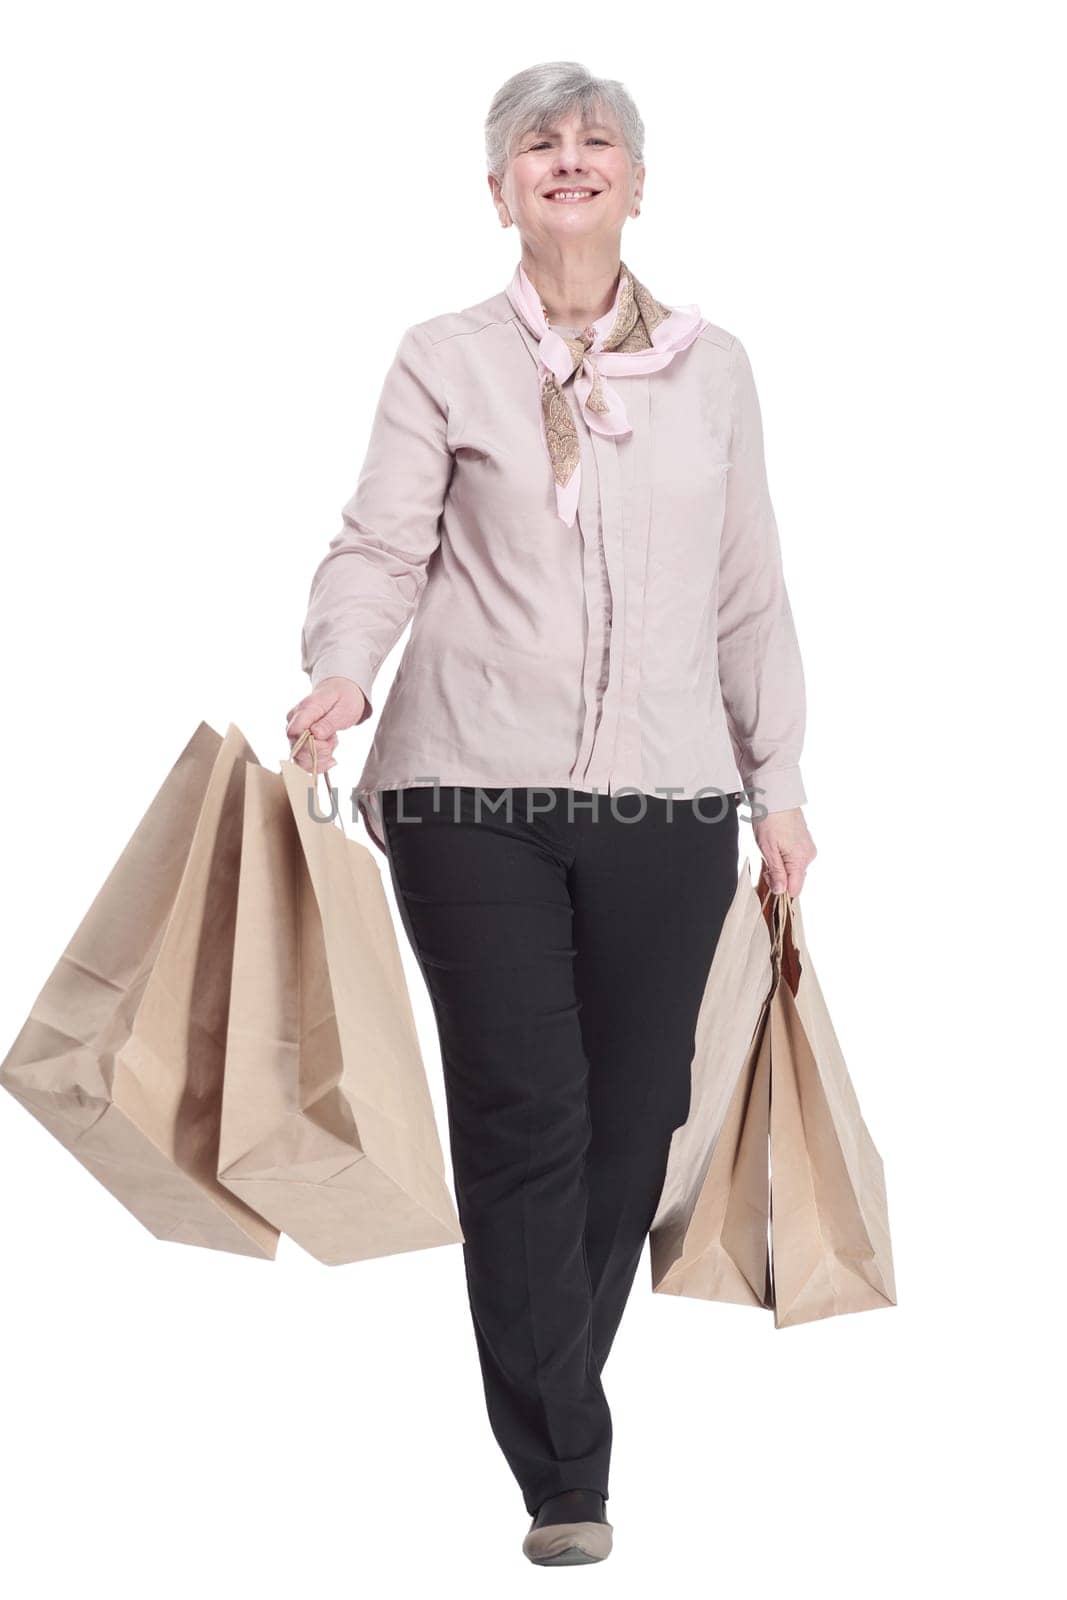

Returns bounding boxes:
[762,840,788,894]
[291,736,336,771]
[286,702,322,738]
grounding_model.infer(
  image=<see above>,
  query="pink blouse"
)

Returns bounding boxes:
[300,282,807,855]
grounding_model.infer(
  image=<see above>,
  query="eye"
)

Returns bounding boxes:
[526,136,610,151]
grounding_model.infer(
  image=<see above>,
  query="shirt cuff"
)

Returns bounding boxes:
[742,765,807,815]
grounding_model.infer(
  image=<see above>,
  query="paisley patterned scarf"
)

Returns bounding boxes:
[505,258,706,526]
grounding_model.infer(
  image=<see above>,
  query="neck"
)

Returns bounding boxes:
[522,243,622,328]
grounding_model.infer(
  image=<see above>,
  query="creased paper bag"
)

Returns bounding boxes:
[649,859,775,1307]
[650,861,897,1328]
[0,722,280,1258]
[218,753,464,1266]
[764,879,897,1326]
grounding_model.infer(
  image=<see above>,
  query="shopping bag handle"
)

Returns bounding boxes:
[766,891,791,969]
[287,727,347,837]
[752,858,796,976]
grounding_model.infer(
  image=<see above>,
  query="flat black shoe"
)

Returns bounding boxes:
[523,1489,613,1565]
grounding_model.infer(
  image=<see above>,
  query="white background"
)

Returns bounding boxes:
[1,2,1061,1592]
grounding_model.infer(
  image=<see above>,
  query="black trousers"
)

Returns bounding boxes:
[379,786,739,1515]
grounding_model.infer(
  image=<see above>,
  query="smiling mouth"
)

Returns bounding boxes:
[543,189,602,203]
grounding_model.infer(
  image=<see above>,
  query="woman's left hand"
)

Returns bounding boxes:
[752,807,817,897]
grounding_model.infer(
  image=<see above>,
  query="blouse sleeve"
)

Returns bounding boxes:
[716,336,808,815]
[299,322,454,722]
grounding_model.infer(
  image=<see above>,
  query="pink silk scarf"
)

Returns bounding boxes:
[505,257,707,526]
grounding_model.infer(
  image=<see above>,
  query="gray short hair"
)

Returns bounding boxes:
[485,62,645,179]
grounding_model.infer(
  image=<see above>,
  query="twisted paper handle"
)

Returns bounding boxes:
[756,865,795,976]
[287,727,346,835]
[768,891,793,972]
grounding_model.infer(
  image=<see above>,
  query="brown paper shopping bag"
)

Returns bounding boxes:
[649,859,775,1307]
[218,734,464,1266]
[650,860,896,1328]
[0,722,280,1258]
[763,881,896,1327]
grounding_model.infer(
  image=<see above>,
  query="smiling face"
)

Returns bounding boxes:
[490,104,643,246]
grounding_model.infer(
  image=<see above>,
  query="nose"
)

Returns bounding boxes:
[552,145,588,177]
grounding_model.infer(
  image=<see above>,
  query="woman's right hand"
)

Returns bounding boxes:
[285,676,368,774]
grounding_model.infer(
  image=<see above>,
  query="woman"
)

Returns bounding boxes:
[287,61,816,1566]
